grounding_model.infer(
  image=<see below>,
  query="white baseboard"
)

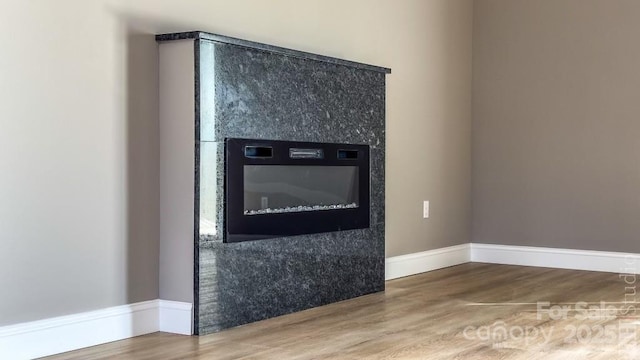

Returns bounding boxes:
[385,243,471,280]
[0,299,192,360]
[471,243,640,274]
[385,243,640,281]
[159,300,192,335]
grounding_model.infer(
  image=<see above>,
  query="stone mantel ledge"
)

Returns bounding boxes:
[156,31,392,75]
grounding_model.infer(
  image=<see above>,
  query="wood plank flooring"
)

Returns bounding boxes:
[44,263,640,359]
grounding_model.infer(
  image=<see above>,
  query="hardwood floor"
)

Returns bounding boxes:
[44,263,640,359]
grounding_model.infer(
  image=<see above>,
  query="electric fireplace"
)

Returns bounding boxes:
[225,138,370,243]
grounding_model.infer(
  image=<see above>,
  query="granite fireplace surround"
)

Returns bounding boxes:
[157,31,391,335]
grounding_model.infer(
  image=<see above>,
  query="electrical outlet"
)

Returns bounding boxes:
[423,200,430,218]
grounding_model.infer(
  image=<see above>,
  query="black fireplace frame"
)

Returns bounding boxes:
[225,138,370,243]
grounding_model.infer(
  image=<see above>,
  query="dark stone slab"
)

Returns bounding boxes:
[159,33,389,335]
[197,223,385,332]
[210,42,386,145]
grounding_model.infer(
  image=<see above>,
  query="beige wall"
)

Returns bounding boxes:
[0,0,473,325]
[473,0,640,252]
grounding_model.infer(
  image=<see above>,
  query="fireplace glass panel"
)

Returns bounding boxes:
[244,165,359,215]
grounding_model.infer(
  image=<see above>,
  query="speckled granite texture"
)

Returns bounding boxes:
[158,32,389,335]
